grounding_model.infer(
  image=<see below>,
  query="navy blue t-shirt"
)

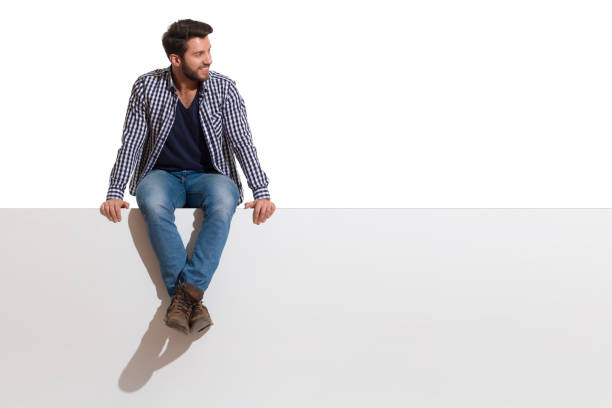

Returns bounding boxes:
[153,89,218,173]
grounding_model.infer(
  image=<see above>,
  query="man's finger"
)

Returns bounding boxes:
[261,207,269,222]
[262,204,273,223]
[255,203,264,224]
[110,205,119,222]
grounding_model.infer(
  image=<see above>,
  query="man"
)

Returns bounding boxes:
[99,19,276,335]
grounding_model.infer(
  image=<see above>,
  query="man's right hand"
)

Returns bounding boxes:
[100,199,130,223]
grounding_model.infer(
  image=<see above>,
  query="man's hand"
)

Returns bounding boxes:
[100,199,130,223]
[244,198,276,225]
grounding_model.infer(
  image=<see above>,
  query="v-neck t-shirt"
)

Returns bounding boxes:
[153,90,218,173]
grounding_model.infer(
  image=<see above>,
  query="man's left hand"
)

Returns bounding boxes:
[244,198,276,225]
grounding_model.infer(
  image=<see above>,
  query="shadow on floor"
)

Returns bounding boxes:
[117,208,210,392]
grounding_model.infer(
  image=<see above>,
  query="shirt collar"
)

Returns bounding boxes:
[165,65,208,96]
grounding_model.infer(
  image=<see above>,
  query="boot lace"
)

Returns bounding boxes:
[170,286,195,314]
[192,301,204,313]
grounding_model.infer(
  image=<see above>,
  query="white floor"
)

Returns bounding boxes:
[1,209,611,407]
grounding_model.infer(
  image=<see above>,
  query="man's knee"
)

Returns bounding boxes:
[204,181,238,219]
[136,187,176,219]
[206,195,237,220]
[222,177,240,208]
[140,199,176,219]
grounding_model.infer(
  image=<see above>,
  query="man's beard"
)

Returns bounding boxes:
[181,63,208,82]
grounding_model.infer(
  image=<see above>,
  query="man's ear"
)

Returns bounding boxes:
[169,54,181,67]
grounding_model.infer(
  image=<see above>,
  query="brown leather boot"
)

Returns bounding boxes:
[165,283,203,334]
[190,301,214,333]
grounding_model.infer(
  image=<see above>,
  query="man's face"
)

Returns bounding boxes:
[178,36,212,82]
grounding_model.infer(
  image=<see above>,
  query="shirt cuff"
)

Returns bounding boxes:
[252,186,270,200]
[106,186,125,201]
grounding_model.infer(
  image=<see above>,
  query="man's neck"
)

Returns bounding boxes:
[171,66,200,94]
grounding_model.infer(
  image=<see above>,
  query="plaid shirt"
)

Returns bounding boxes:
[106,66,270,206]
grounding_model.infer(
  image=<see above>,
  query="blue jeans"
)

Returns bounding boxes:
[135,169,240,297]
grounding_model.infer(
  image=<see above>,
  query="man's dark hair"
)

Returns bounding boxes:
[162,19,213,60]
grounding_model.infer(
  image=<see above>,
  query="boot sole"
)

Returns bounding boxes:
[191,318,214,333]
[165,318,190,335]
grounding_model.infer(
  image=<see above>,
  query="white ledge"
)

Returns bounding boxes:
[1,209,611,407]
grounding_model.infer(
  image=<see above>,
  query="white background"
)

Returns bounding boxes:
[0,0,610,207]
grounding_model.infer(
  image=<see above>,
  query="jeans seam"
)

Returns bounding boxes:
[172,188,185,209]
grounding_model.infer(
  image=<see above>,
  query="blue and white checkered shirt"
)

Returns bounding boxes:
[106,66,270,206]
